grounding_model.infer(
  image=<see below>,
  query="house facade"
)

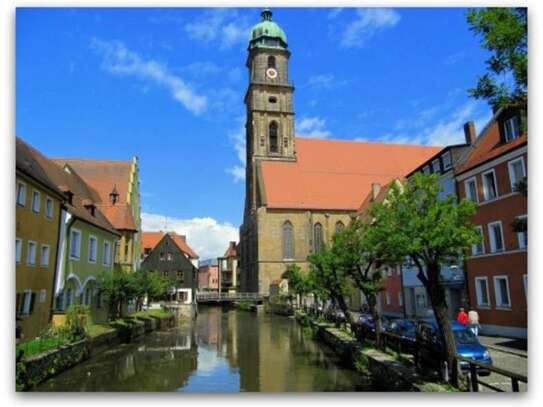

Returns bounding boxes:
[198,261,219,292]
[52,158,142,273]
[16,139,65,340]
[239,9,441,295]
[141,232,198,304]
[456,107,527,338]
[218,242,240,293]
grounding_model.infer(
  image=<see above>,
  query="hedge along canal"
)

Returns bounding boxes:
[18,312,176,391]
[33,306,373,392]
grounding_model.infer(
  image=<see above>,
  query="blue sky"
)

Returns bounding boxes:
[16,7,492,259]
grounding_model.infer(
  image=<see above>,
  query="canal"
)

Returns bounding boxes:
[36,306,371,392]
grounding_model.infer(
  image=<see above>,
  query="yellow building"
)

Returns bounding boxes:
[16,138,65,340]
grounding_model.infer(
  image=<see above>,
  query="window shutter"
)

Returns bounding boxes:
[29,292,36,314]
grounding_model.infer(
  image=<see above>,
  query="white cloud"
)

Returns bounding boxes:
[296,116,332,139]
[141,212,239,260]
[340,8,401,48]
[90,38,207,115]
[184,9,251,49]
[225,121,246,183]
[328,8,344,20]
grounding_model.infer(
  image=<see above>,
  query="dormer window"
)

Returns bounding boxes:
[431,158,441,174]
[109,185,119,205]
[442,151,452,171]
[503,115,521,142]
[82,199,96,217]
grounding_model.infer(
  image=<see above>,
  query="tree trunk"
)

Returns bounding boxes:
[367,294,383,349]
[336,294,356,328]
[424,262,459,386]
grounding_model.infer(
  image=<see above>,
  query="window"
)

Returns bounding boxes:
[167,253,173,261]
[177,271,184,281]
[45,197,54,219]
[16,181,26,206]
[88,236,97,263]
[313,223,323,253]
[416,293,427,309]
[493,276,511,308]
[282,221,294,260]
[398,292,403,307]
[69,229,82,260]
[267,55,276,69]
[83,287,92,305]
[269,96,277,104]
[442,151,452,170]
[31,190,40,213]
[488,221,505,253]
[523,275,527,301]
[269,121,278,153]
[335,221,345,234]
[503,116,520,142]
[65,288,73,308]
[39,289,47,303]
[27,241,37,265]
[516,215,527,249]
[55,291,64,311]
[385,291,391,305]
[508,157,526,192]
[16,238,22,263]
[21,290,34,315]
[482,170,498,200]
[124,242,130,262]
[431,158,440,174]
[472,226,485,255]
[40,245,50,267]
[159,252,165,261]
[163,271,168,278]
[422,166,430,176]
[103,241,112,266]
[464,177,478,203]
[475,277,490,307]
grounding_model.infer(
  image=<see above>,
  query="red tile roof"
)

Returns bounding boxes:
[260,138,442,210]
[52,158,137,231]
[456,117,527,175]
[141,231,199,259]
[223,241,238,258]
[16,138,120,236]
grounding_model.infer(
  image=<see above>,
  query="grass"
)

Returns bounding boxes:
[130,309,172,319]
[87,323,116,338]
[16,335,72,359]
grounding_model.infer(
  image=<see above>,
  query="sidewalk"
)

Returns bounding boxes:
[479,335,527,358]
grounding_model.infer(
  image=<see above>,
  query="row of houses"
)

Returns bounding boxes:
[16,137,142,340]
[369,106,527,339]
[197,242,240,295]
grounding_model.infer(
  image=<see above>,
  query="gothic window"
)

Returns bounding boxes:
[313,223,323,253]
[282,221,294,259]
[335,221,345,234]
[267,55,276,69]
[269,121,278,153]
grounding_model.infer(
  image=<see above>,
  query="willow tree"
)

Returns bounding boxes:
[368,173,480,385]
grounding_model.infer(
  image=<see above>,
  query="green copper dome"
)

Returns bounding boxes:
[249,8,288,49]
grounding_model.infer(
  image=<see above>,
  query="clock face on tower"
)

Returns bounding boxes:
[266,68,278,79]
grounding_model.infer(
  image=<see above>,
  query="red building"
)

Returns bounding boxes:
[455,107,527,338]
[198,263,219,292]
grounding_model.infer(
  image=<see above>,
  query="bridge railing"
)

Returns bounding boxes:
[196,292,262,301]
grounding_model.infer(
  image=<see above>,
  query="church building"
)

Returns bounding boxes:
[239,9,442,295]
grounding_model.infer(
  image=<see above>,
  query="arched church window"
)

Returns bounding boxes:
[313,223,323,253]
[267,55,276,69]
[282,221,294,260]
[335,221,345,234]
[269,121,278,153]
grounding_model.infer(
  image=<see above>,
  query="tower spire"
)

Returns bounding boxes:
[261,8,272,21]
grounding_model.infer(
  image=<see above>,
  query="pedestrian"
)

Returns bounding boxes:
[456,307,469,326]
[468,307,480,336]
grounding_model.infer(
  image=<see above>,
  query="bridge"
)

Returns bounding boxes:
[196,292,264,304]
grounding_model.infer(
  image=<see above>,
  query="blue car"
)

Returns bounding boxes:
[415,320,493,376]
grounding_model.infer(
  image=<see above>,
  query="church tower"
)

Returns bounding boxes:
[245,8,295,210]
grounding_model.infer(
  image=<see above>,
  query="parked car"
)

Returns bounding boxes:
[387,319,417,340]
[359,314,390,333]
[415,319,492,376]
[326,308,346,323]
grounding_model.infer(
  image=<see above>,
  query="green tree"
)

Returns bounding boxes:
[467,8,527,111]
[367,174,480,385]
[97,271,135,320]
[283,264,308,308]
[308,242,356,327]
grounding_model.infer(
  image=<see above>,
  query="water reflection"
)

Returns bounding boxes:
[36,306,370,392]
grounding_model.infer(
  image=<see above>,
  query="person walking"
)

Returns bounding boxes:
[456,307,469,326]
[468,308,480,336]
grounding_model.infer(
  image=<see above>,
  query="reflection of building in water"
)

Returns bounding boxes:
[195,305,222,346]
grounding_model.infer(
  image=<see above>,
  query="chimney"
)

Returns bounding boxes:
[371,183,381,201]
[109,184,119,205]
[463,121,477,145]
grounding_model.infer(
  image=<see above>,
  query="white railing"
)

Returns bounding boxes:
[196,292,262,301]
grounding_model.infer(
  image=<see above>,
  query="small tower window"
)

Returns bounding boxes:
[269,96,277,104]
[269,121,278,153]
[267,55,276,69]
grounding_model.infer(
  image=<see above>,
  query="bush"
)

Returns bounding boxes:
[57,305,90,341]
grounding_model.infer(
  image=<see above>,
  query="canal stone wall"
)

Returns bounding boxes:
[299,316,453,392]
[17,313,176,391]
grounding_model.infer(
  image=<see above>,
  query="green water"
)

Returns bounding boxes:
[35,306,371,392]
